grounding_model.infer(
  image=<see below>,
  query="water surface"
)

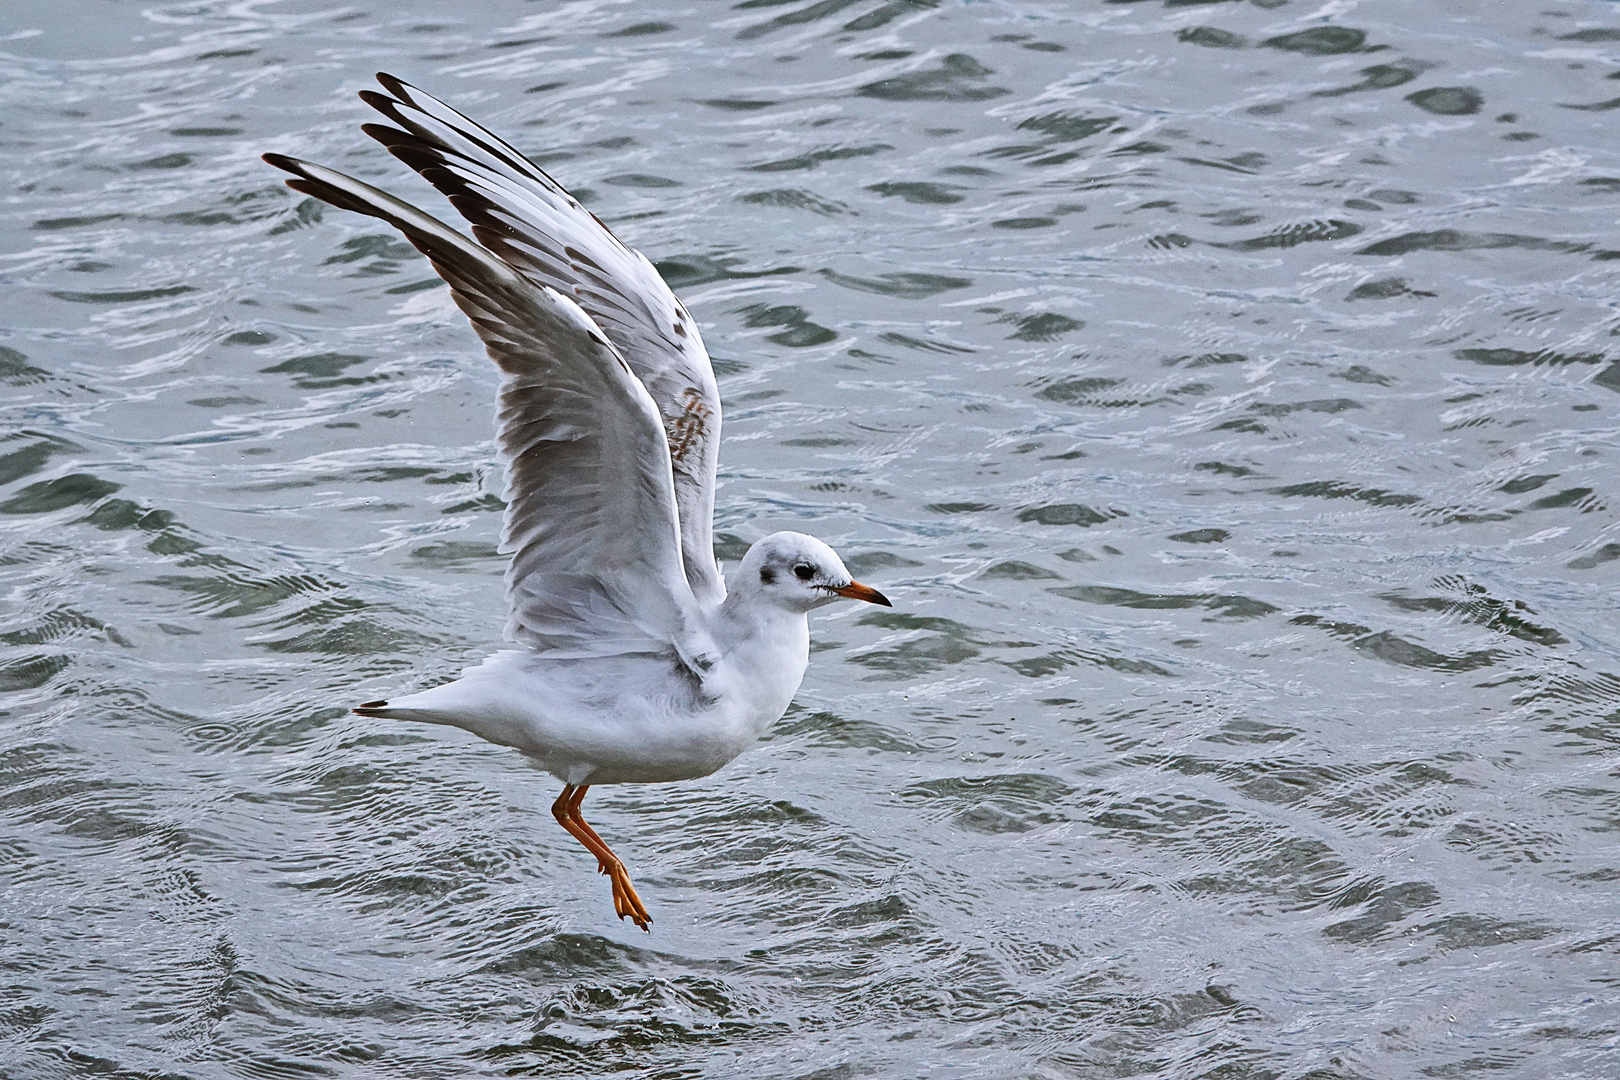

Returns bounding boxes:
[2,1,1618,1077]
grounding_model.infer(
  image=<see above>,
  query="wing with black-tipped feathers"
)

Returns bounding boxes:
[355,73,726,606]
[264,154,716,670]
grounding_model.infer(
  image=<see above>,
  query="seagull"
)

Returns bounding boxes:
[263,74,891,931]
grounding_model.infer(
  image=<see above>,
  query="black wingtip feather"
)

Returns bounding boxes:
[278,175,378,221]
[360,121,410,147]
[359,95,415,134]
[375,72,409,98]
[357,91,395,114]
[394,146,454,179]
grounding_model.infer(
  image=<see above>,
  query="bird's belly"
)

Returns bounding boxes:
[528,697,766,785]
[518,638,809,784]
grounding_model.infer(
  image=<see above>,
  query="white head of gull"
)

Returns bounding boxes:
[264,74,891,931]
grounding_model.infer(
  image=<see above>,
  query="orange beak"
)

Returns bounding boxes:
[832,580,892,607]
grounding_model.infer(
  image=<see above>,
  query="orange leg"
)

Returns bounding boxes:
[550,784,652,931]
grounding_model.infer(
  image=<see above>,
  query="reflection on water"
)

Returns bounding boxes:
[2,1,1618,1077]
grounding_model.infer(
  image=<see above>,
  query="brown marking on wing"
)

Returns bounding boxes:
[564,244,602,271]
[666,386,710,466]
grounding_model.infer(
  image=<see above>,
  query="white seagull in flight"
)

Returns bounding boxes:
[264,74,891,931]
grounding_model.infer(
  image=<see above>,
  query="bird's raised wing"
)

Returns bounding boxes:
[264,154,717,671]
[354,73,726,606]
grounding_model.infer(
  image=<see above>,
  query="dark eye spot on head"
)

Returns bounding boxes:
[760,566,776,585]
[794,564,815,580]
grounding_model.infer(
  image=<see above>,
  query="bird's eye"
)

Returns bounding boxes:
[793,564,815,581]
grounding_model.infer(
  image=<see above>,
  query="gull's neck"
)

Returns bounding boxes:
[705,584,811,726]
[711,584,808,645]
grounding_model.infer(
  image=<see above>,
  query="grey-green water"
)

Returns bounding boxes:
[2,2,1618,1077]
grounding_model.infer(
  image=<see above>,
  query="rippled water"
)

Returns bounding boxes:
[3,1,1619,1077]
